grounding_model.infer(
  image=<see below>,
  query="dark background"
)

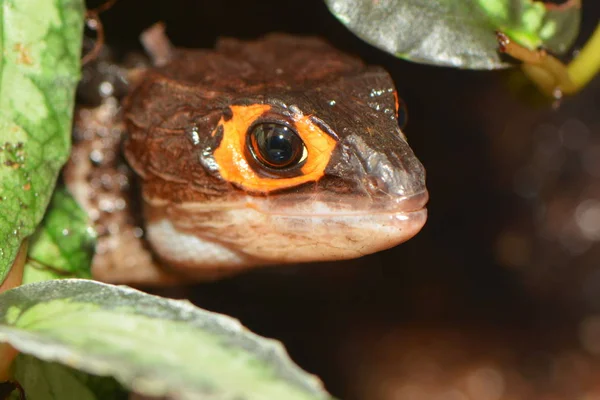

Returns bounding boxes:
[88,1,600,398]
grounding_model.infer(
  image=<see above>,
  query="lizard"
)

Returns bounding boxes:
[64,25,428,285]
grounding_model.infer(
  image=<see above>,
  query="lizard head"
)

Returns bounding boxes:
[124,34,427,276]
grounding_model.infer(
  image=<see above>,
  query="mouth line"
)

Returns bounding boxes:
[261,190,429,218]
[165,190,429,218]
[259,205,427,218]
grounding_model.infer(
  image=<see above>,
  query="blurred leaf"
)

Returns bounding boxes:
[0,279,333,400]
[325,0,581,69]
[23,187,95,284]
[0,0,85,284]
[10,354,127,400]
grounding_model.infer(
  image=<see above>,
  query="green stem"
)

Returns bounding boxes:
[497,23,600,97]
[566,22,600,92]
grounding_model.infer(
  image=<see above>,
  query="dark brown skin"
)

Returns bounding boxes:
[125,34,424,203]
[66,32,427,285]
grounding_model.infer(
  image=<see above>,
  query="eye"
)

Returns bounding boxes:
[397,100,408,129]
[248,123,307,170]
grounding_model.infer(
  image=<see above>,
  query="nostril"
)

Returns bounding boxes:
[365,175,388,195]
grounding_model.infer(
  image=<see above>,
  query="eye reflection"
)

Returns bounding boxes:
[248,123,307,170]
[397,100,408,129]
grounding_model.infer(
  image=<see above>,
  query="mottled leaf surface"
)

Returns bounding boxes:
[325,0,581,69]
[0,280,332,400]
[0,0,85,284]
[23,187,95,284]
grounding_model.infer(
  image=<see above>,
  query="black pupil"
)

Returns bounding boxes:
[250,123,304,169]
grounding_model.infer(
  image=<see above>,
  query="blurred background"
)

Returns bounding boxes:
[87,1,600,398]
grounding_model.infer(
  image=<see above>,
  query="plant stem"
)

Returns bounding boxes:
[0,241,28,381]
[0,346,19,381]
[567,23,600,91]
[497,24,600,97]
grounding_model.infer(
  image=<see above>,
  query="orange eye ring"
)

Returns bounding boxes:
[211,104,337,193]
[393,90,408,129]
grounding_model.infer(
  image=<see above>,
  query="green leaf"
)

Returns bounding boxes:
[0,0,85,284]
[11,354,128,400]
[325,0,581,69]
[0,279,332,400]
[23,187,96,284]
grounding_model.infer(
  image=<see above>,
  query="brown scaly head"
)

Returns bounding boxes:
[124,34,427,275]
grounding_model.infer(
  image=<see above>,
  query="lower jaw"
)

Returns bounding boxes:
[145,206,428,273]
